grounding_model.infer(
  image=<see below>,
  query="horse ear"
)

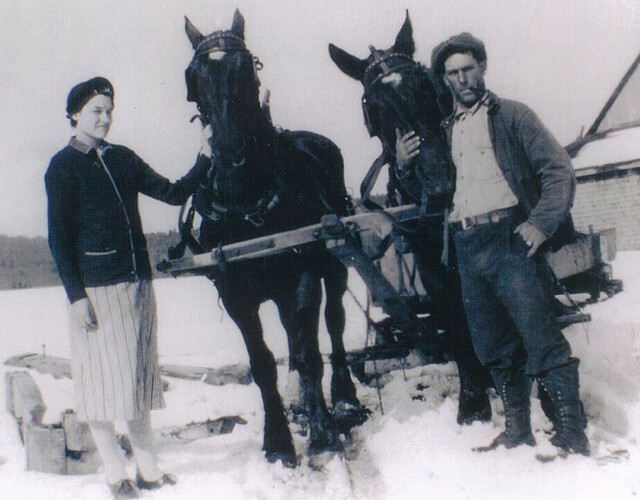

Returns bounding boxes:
[393,10,415,56]
[185,16,204,49]
[329,43,368,82]
[231,9,245,39]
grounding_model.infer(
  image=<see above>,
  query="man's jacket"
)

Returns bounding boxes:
[441,91,576,250]
[45,139,209,303]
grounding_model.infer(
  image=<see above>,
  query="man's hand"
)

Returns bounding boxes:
[514,221,547,257]
[200,124,213,158]
[395,128,420,172]
[71,297,98,331]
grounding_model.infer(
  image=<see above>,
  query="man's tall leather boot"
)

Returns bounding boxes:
[475,366,535,451]
[537,358,590,456]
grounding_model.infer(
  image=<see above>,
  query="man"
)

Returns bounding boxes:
[46,77,212,498]
[397,33,589,456]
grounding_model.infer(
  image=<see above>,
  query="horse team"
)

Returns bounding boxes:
[176,9,496,468]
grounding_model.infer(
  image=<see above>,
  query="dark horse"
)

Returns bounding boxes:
[329,12,494,424]
[182,10,362,466]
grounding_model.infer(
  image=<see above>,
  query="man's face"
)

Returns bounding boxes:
[443,52,486,108]
[72,94,114,145]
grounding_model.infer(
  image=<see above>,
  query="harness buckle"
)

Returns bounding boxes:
[244,212,265,228]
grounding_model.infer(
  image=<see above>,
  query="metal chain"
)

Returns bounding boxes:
[346,285,385,414]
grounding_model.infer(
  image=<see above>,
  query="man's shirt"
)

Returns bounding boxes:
[449,93,518,222]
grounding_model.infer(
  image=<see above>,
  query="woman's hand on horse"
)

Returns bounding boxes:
[200,124,213,158]
[395,128,420,172]
[71,297,98,332]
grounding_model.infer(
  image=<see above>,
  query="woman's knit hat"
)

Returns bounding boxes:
[66,77,114,117]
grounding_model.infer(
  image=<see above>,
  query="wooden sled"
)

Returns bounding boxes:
[157,205,621,381]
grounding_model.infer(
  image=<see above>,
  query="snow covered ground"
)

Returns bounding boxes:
[1,252,639,499]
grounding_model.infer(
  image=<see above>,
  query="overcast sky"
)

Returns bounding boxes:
[1,0,638,237]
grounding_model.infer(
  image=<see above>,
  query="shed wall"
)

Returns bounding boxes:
[573,164,640,250]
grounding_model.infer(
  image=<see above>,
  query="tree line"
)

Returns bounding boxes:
[0,232,182,291]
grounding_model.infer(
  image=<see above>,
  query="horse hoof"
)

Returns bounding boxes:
[266,450,298,469]
[332,401,371,433]
[288,407,309,437]
[308,431,343,457]
[331,393,361,410]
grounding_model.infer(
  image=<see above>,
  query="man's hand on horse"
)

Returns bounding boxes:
[71,297,98,332]
[395,128,420,173]
[514,221,547,257]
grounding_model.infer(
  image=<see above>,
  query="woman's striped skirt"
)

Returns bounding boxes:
[68,280,165,422]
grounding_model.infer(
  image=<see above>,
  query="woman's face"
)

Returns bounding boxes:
[72,94,114,146]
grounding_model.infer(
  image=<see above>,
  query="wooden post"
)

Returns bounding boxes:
[62,410,101,475]
[24,422,66,474]
[4,371,46,440]
[203,364,252,386]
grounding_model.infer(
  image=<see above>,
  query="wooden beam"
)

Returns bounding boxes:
[157,205,420,276]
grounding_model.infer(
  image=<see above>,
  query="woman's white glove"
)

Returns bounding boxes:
[71,297,98,331]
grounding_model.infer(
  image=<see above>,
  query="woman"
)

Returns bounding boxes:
[45,76,211,498]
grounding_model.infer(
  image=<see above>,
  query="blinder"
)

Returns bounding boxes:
[361,96,380,138]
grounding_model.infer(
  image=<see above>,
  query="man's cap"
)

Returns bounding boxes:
[66,77,114,117]
[431,33,486,76]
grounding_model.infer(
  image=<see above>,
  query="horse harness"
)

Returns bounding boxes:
[361,47,448,141]
[174,33,342,257]
[190,31,264,124]
[358,47,451,207]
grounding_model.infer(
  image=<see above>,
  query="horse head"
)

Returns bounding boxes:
[185,10,277,225]
[329,11,454,203]
[185,9,266,170]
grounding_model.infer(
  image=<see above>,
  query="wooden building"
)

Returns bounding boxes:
[567,53,640,250]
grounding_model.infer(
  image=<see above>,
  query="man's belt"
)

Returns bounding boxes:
[450,206,516,231]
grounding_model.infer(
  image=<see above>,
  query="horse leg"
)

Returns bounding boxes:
[437,263,493,425]
[411,218,493,425]
[447,311,494,425]
[275,273,340,455]
[219,292,297,467]
[283,321,304,416]
[323,261,360,408]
